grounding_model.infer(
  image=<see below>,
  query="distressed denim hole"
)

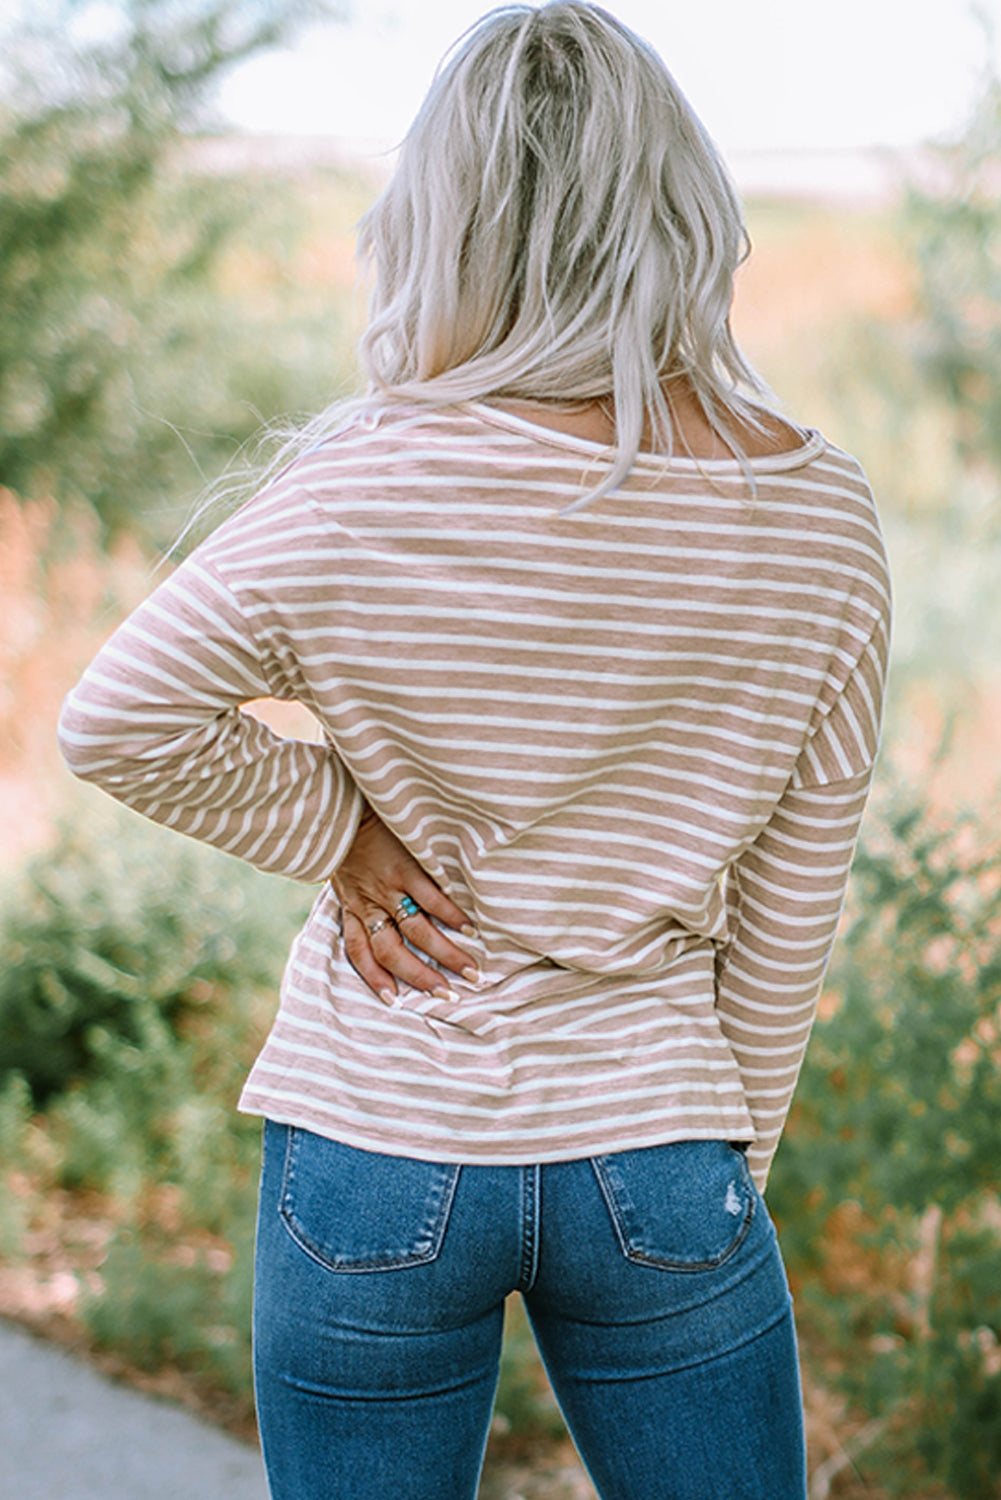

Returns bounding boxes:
[592,1140,755,1272]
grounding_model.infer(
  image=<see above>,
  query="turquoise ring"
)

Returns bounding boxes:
[394,895,421,921]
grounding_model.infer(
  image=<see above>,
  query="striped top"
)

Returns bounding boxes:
[59,401,890,1189]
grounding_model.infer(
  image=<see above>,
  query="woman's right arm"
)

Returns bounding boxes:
[59,547,478,994]
[58,552,364,884]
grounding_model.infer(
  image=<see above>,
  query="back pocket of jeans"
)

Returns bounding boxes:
[591,1140,755,1271]
[278,1126,461,1273]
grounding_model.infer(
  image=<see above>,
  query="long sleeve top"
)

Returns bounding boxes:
[58,401,890,1189]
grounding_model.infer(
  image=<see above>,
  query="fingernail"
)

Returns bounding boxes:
[379,988,395,1005]
[431,986,455,1001]
[460,924,477,938]
[461,966,479,983]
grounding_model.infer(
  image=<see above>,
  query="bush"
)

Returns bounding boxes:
[0,0,352,542]
[903,71,1001,484]
[0,804,311,1105]
[0,802,313,1404]
[85,1218,257,1403]
[771,786,1001,1498]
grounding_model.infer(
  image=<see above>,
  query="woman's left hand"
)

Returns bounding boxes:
[328,805,479,1003]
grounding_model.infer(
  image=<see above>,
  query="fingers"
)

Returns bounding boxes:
[404,867,476,937]
[378,932,456,998]
[341,900,479,1002]
[395,908,478,983]
[340,908,402,1003]
[338,812,474,938]
[365,917,457,998]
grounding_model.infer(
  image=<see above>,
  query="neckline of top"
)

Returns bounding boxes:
[464,401,829,474]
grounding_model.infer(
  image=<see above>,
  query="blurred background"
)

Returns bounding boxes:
[1,2,1001,1496]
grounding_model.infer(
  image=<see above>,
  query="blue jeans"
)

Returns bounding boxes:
[254,1122,807,1500]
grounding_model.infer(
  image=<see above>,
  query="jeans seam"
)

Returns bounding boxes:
[590,1156,633,1261]
[517,1164,540,1291]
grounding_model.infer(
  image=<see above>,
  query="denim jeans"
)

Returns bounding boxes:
[254,1121,807,1500]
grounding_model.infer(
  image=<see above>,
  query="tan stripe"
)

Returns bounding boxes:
[58,403,889,1190]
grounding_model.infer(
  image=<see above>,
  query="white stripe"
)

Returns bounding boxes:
[59,403,888,1188]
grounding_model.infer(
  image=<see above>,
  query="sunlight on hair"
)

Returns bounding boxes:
[177,0,790,547]
[358,2,778,506]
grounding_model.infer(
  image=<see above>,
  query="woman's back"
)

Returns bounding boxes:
[61,398,888,1184]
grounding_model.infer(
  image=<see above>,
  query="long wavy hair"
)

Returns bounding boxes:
[354,1,774,501]
[177,1,780,547]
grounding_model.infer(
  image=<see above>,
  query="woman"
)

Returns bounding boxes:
[59,4,890,1497]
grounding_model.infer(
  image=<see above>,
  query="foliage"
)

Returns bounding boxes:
[0,804,311,1104]
[781,797,1001,1218]
[902,69,1001,482]
[0,801,572,1440]
[770,787,1001,1499]
[0,804,312,1408]
[811,58,1001,549]
[84,1224,256,1398]
[495,1298,566,1445]
[0,0,351,540]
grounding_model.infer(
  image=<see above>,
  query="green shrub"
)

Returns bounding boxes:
[0,804,310,1104]
[84,1217,256,1402]
[0,802,312,1398]
[0,0,351,543]
[0,1072,35,1257]
[771,785,1001,1498]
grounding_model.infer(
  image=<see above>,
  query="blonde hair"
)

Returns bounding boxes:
[177,1,779,549]
[355,1,775,502]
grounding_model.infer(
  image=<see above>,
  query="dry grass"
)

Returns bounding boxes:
[0,493,149,870]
